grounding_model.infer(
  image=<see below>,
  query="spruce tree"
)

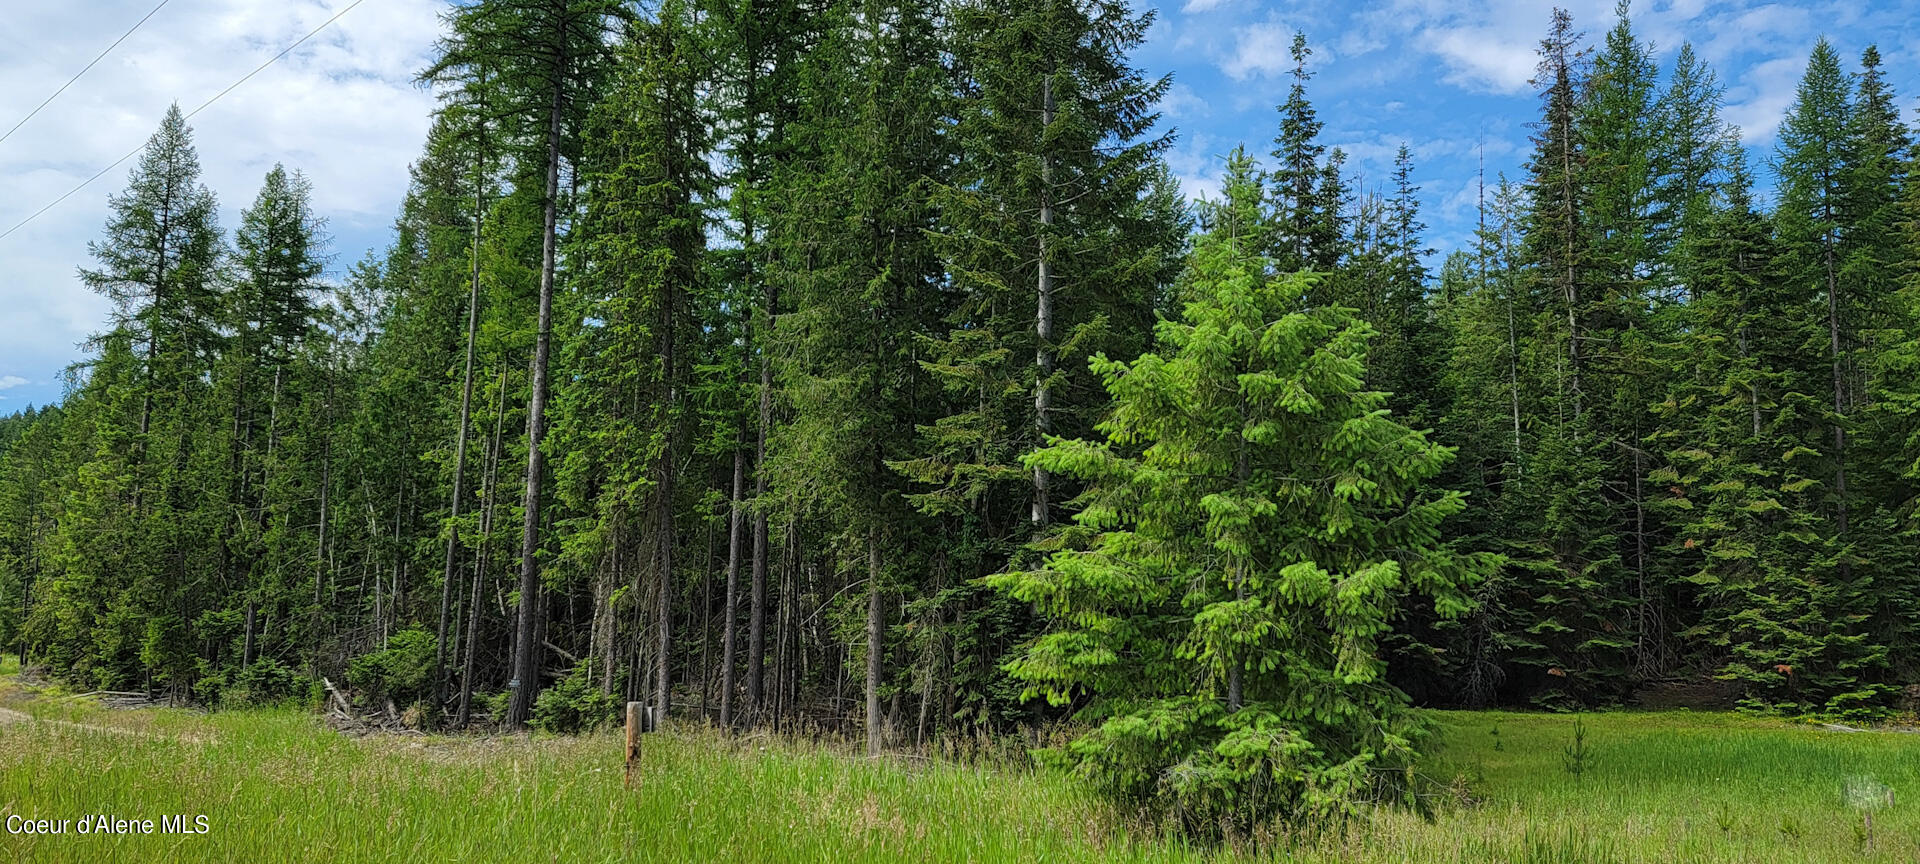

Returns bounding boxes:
[702,0,829,725]
[1652,157,1835,711]
[767,0,952,753]
[1766,43,1902,705]
[219,164,326,676]
[1775,38,1854,549]
[1838,45,1915,676]
[922,0,1182,529]
[554,0,712,719]
[0,406,64,664]
[1651,42,1735,294]
[1581,1,1671,680]
[994,211,1488,830]
[1507,8,1636,704]
[79,105,224,505]
[1270,32,1326,273]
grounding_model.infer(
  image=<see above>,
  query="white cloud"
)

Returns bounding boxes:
[1332,27,1388,58]
[0,0,442,405]
[1695,4,1814,67]
[1429,26,1539,94]
[0,376,26,390]
[1182,0,1233,12]
[1375,0,1783,96]
[1158,82,1212,121]
[1724,54,1805,144]
[1221,20,1301,81]
[1437,175,1486,224]
[1164,132,1225,205]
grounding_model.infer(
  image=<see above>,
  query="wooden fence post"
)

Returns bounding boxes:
[625,701,642,788]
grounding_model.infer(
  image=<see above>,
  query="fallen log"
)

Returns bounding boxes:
[321,677,353,715]
[542,640,580,664]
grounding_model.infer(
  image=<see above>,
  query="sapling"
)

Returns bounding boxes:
[1561,715,1591,779]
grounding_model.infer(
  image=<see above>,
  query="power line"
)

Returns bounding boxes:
[0,0,174,147]
[0,0,369,243]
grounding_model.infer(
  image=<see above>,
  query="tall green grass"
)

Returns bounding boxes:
[1,677,1914,863]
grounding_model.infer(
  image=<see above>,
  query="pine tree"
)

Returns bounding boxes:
[71,106,226,699]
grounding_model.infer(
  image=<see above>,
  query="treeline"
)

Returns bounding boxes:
[1,0,1917,762]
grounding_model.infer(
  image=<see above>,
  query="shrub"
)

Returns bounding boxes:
[477,689,512,725]
[531,664,619,734]
[346,628,437,707]
[200,658,314,709]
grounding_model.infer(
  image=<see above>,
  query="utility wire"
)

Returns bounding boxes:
[0,0,173,147]
[0,0,368,243]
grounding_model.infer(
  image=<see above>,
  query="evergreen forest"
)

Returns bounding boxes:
[3,0,1919,828]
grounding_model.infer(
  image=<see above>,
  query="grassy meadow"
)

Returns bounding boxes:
[1,659,1916,863]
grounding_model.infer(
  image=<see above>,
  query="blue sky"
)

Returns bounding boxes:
[1138,0,1920,256]
[1,0,1917,410]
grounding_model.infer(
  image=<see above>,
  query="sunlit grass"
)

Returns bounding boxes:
[1,675,1915,863]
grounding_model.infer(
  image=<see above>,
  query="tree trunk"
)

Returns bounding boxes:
[916,605,937,751]
[310,378,332,675]
[746,289,775,719]
[697,512,714,717]
[241,600,256,668]
[507,77,565,729]
[770,532,791,729]
[435,172,486,714]
[719,450,745,727]
[1555,56,1582,420]
[1507,271,1523,461]
[654,404,676,720]
[459,370,506,727]
[131,180,172,515]
[1824,228,1849,543]
[1032,73,1055,526]
[653,116,689,718]
[866,530,884,756]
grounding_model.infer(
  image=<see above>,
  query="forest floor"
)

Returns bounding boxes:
[2,659,1917,863]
